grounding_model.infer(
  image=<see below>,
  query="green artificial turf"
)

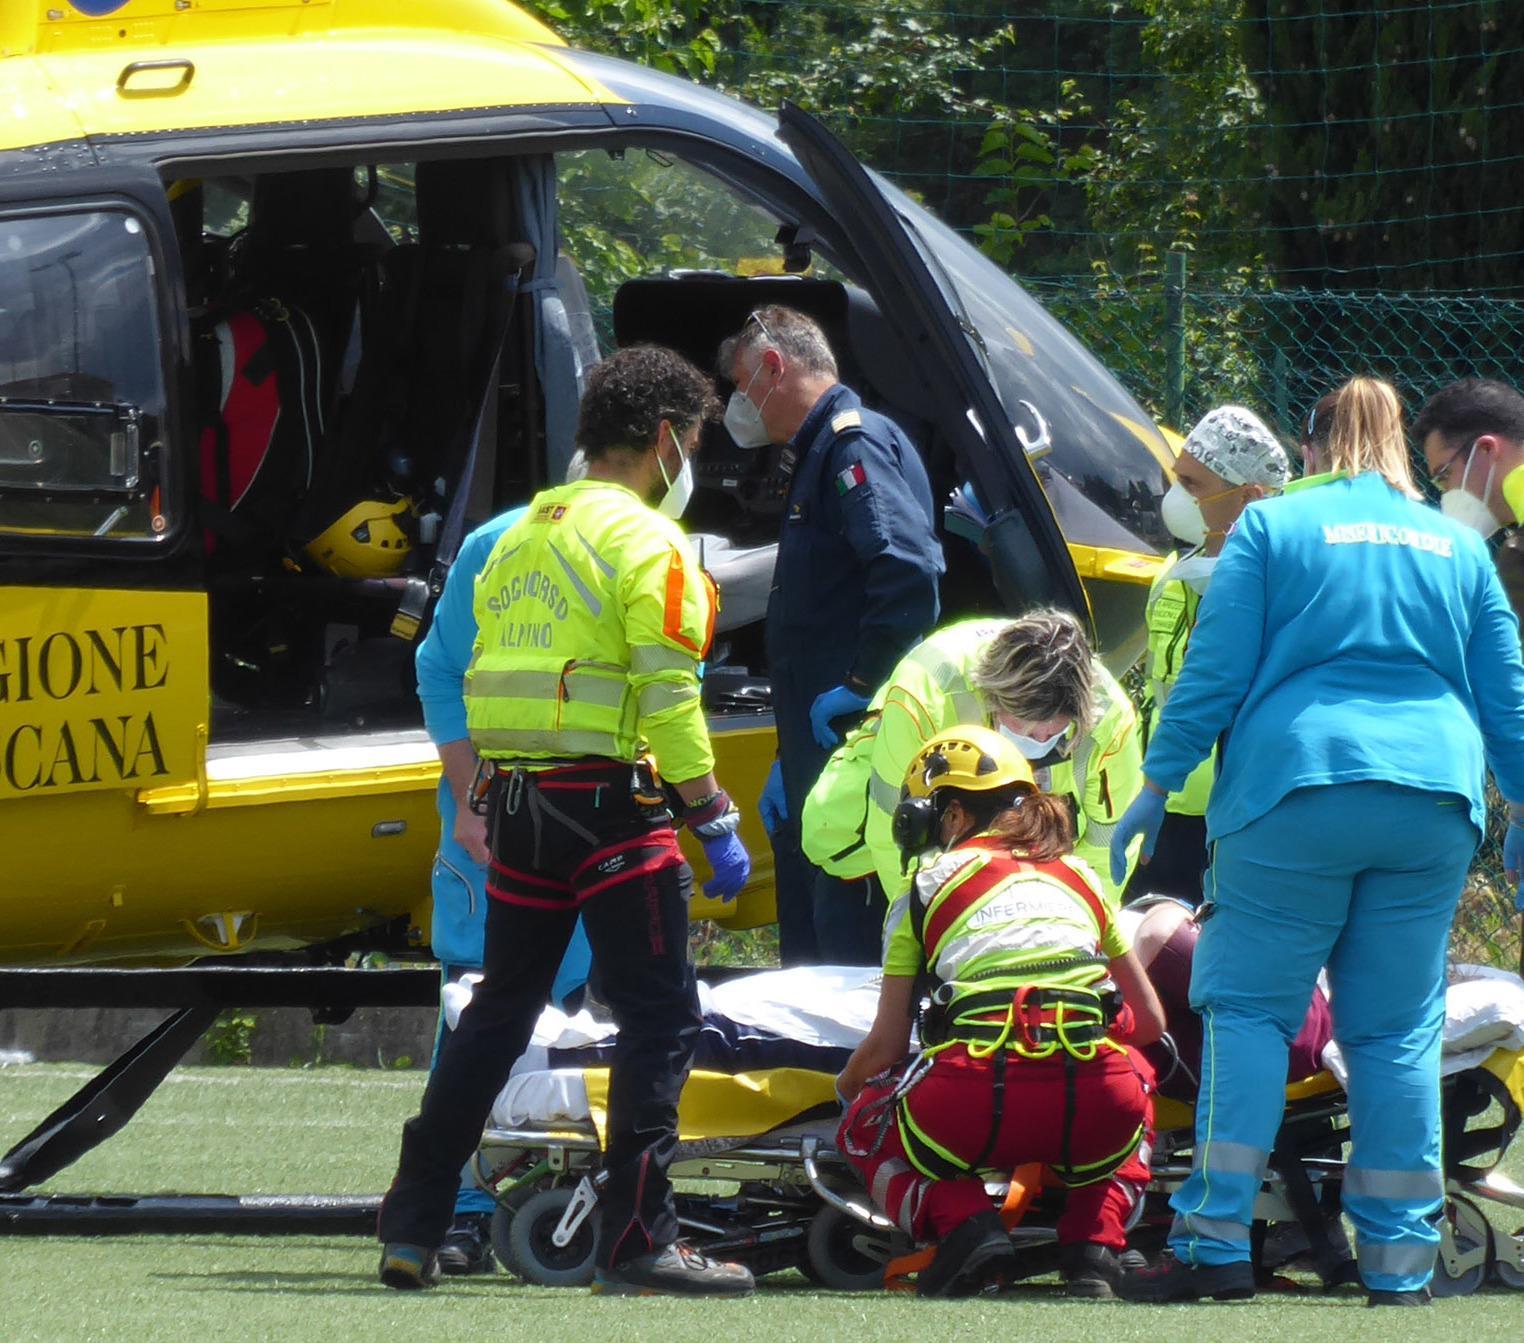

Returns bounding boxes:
[3,1062,1523,1343]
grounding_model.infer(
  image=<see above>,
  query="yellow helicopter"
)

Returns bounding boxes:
[0,2,1174,980]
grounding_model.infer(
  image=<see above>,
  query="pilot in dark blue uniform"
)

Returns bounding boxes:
[720,306,943,964]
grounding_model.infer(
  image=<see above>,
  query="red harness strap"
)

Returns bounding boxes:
[920,841,1110,957]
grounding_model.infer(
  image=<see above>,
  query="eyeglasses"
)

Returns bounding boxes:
[744,309,775,346]
[1429,438,1475,489]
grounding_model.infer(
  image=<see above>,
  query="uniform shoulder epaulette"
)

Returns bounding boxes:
[830,409,863,433]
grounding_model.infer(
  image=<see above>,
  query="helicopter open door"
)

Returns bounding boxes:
[775,102,1093,632]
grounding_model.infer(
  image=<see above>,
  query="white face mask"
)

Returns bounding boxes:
[1169,553,1218,594]
[1440,448,1500,537]
[997,720,1074,763]
[723,365,775,449]
[1161,481,1208,547]
[656,427,695,520]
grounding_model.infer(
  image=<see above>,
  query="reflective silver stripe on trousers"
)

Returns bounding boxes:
[1170,1212,1250,1246]
[1357,1239,1438,1278]
[467,670,626,707]
[630,644,696,675]
[1344,1167,1445,1203]
[871,1157,912,1221]
[1195,1140,1267,1179]
[869,768,901,816]
[638,681,699,716]
[473,729,626,758]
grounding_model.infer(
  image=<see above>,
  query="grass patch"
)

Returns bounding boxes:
[3,1062,1523,1342]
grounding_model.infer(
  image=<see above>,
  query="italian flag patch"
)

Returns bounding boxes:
[834,462,867,495]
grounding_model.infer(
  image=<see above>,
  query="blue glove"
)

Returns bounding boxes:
[810,684,872,750]
[700,830,751,903]
[759,759,788,837]
[1109,786,1168,889]
[1504,815,1524,911]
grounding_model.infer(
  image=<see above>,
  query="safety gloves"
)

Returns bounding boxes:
[1109,784,1167,888]
[758,760,788,837]
[810,684,871,749]
[687,790,751,902]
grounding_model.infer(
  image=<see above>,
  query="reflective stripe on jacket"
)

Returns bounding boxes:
[1143,553,1214,816]
[466,480,717,782]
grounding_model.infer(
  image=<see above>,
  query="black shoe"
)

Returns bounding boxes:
[437,1213,496,1276]
[592,1241,755,1297]
[1061,1243,1122,1299]
[1117,1251,1255,1303]
[1367,1287,1432,1307]
[917,1212,1018,1299]
[378,1243,441,1291]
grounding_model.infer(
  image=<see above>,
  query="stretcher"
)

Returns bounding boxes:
[461,963,1524,1292]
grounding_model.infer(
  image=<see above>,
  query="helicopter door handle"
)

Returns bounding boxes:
[1014,400,1052,461]
[116,59,196,98]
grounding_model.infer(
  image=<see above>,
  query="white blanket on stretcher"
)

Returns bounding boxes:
[1320,962,1524,1086]
[451,962,1524,1129]
[444,965,881,1131]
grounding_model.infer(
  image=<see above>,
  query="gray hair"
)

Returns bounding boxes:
[716,305,838,381]
[971,608,1096,736]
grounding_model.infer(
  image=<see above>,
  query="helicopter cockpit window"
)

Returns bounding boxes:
[557,148,843,339]
[0,210,169,544]
[875,176,1172,557]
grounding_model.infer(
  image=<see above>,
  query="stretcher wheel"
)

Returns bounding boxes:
[804,1205,904,1292]
[488,1181,544,1270]
[1432,1195,1490,1298]
[1492,1227,1524,1289]
[500,1185,598,1287]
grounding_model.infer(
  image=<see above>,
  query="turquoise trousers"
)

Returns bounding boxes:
[1169,782,1477,1292]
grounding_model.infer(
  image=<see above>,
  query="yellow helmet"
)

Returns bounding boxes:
[304,498,415,578]
[893,726,1035,867]
[903,725,1036,799]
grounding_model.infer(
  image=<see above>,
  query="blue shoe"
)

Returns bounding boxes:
[379,1242,441,1290]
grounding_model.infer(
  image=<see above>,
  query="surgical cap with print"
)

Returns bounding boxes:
[1181,405,1290,489]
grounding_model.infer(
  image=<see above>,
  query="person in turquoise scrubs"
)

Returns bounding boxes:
[1109,377,1524,1305]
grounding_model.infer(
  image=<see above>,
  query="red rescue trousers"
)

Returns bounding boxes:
[839,1043,1154,1248]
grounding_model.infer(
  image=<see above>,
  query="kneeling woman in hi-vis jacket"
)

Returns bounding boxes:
[835,727,1166,1299]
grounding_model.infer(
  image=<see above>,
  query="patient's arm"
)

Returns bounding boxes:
[1109,949,1168,1047]
[836,974,917,1102]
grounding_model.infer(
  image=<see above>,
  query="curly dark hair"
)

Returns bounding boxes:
[577,344,720,461]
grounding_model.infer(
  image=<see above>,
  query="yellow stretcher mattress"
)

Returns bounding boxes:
[582,1068,840,1146]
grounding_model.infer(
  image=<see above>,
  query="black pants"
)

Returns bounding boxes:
[1123,810,1208,906]
[378,762,701,1267]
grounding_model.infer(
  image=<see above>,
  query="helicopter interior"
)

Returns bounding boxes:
[166,148,998,746]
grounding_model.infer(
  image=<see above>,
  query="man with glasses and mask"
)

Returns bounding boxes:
[717,306,943,965]
[1414,378,1524,538]
[1414,378,1524,641]
[377,345,755,1299]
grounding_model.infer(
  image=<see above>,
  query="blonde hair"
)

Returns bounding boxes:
[1325,377,1421,500]
[971,607,1097,737]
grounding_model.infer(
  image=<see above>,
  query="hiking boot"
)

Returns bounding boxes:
[1367,1287,1432,1307]
[917,1212,1018,1299]
[437,1213,495,1276]
[1117,1250,1255,1303]
[1061,1243,1123,1299]
[592,1241,755,1297]
[379,1242,441,1291]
